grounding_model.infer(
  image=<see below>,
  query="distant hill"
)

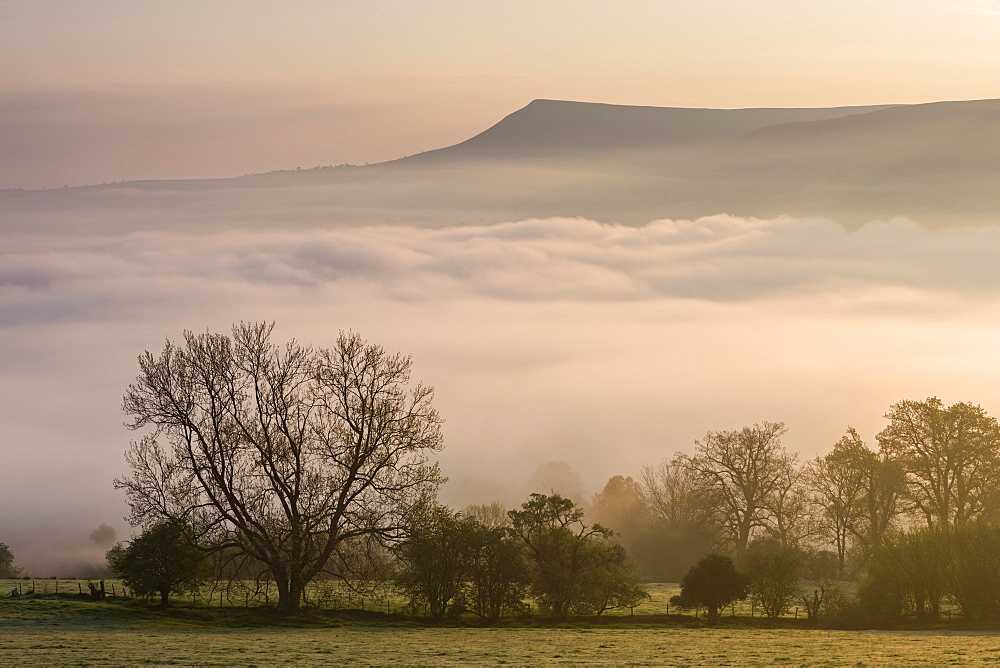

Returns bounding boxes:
[398,99,893,161]
[4,97,1000,231]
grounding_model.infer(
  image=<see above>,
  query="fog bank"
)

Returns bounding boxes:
[5,215,1000,574]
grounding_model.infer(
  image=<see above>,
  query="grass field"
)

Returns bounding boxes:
[4,592,1000,664]
[5,619,1000,664]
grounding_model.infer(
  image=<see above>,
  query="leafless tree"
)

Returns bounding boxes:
[117,323,443,613]
[804,427,907,572]
[639,456,715,530]
[463,502,510,529]
[806,432,865,578]
[639,456,720,579]
[764,459,816,550]
[684,421,791,559]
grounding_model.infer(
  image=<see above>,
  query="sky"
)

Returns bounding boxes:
[4,0,1000,188]
[5,0,1000,575]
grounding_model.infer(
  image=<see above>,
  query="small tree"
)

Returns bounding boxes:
[394,507,475,620]
[509,494,613,617]
[575,541,651,616]
[89,524,118,549]
[107,521,211,607]
[465,523,529,621]
[743,538,805,619]
[671,553,748,624]
[0,543,21,579]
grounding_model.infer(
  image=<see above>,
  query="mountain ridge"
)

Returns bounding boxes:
[394,98,897,163]
[5,97,1000,230]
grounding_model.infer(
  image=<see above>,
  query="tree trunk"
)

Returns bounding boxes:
[707,603,719,624]
[736,521,752,560]
[159,589,169,608]
[274,569,305,614]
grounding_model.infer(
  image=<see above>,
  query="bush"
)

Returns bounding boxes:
[743,539,805,620]
[107,520,212,607]
[670,553,748,624]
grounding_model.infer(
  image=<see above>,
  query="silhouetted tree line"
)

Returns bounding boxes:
[590,398,1000,586]
[576,396,1000,624]
[107,323,1000,624]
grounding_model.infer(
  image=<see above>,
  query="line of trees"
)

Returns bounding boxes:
[109,322,1000,624]
[859,521,1000,623]
[592,398,1000,584]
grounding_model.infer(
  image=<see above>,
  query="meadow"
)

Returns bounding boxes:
[3,583,1000,665]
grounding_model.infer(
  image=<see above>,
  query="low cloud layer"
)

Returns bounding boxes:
[5,215,1000,327]
[5,214,1000,574]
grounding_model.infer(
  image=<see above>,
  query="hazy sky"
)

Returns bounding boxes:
[5,1,1000,575]
[4,0,1000,188]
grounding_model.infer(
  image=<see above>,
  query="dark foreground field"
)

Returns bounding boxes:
[4,596,1000,665]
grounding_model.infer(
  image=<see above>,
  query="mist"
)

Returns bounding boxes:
[6,212,1000,574]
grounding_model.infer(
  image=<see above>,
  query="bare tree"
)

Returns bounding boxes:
[878,397,1000,527]
[850,436,907,562]
[116,323,443,613]
[764,459,816,550]
[637,456,720,578]
[463,502,510,529]
[806,427,906,571]
[639,456,714,530]
[684,421,791,559]
[807,430,866,578]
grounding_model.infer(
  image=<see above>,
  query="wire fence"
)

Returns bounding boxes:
[3,578,964,621]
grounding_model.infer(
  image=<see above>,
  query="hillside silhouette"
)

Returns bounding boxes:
[5,98,1000,230]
